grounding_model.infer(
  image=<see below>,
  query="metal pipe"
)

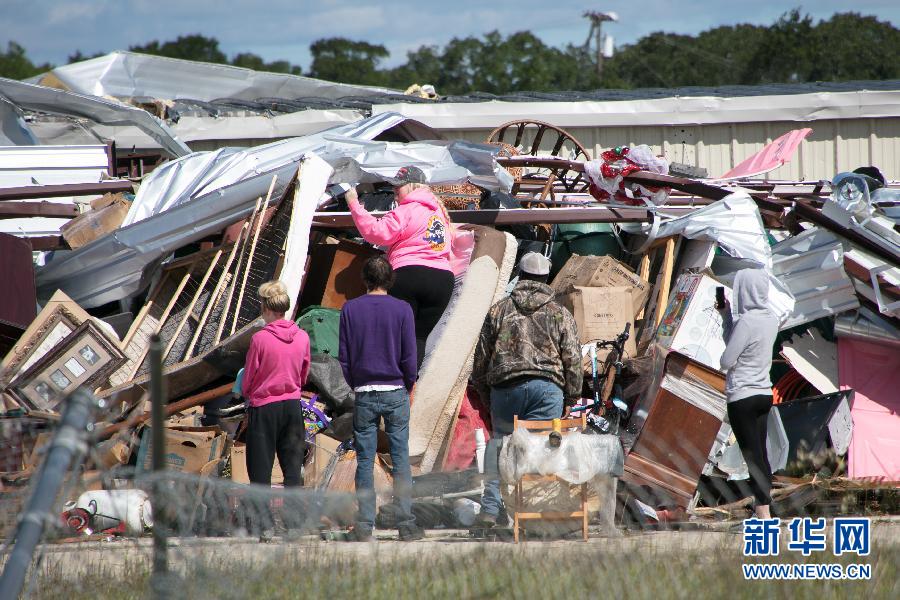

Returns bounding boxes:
[149,334,168,582]
[0,388,101,600]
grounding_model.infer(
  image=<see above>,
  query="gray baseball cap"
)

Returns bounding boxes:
[389,165,428,186]
[519,251,552,276]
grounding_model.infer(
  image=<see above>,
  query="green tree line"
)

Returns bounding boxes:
[2,10,897,93]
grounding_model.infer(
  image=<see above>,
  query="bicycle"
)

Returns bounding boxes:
[571,322,631,436]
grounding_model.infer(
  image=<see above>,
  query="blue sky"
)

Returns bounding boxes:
[3,1,898,69]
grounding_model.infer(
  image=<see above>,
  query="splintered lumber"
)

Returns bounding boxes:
[184,230,246,357]
[161,246,225,361]
[99,383,234,440]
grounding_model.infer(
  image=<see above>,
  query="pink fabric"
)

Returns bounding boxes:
[719,128,812,180]
[241,320,311,408]
[442,387,492,472]
[349,187,452,272]
[448,229,475,277]
[838,337,900,481]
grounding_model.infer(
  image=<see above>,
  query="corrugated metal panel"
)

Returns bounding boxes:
[440,117,900,182]
[0,145,111,237]
[771,227,860,329]
[0,145,109,187]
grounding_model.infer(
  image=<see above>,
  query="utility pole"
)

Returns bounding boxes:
[582,10,618,79]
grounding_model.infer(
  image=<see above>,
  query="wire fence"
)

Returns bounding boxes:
[1,392,898,600]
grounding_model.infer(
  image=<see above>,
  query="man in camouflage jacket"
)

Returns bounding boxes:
[472,252,582,526]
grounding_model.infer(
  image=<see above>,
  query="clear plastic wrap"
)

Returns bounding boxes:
[497,428,624,485]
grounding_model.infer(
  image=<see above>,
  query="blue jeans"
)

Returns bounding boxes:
[353,389,415,531]
[480,378,565,517]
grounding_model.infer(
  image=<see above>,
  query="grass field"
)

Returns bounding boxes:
[24,530,898,600]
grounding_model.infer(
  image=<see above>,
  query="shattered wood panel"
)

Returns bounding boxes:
[133,250,221,377]
[232,192,293,331]
[99,321,262,406]
[108,266,190,387]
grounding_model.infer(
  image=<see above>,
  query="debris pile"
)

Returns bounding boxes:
[1,58,898,540]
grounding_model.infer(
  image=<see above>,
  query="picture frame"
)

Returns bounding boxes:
[11,320,125,413]
[0,290,91,388]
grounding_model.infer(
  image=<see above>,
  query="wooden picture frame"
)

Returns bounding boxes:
[12,320,125,413]
[0,290,91,388]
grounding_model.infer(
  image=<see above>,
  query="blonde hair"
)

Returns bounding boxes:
[405,182,429,192]
[258,280,290,314]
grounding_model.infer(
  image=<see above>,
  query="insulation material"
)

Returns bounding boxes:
[718,128,812,180]
[409,228,516,469]
[838,337,900,480]
[283,156,331,318]
[781,329,839,394]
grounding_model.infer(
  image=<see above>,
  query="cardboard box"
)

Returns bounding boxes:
[559,286,637,362]
[165,406,204,428]
[304,434,342,488]
[654,273,730,372]
[230,442,284,485]
[94,438,132,469]
[60,196,131,249]
[136,426,226,475]
[551,255,649,317]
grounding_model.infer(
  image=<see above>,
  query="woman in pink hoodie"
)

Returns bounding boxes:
[241,280,311,491]
[345,166,455,367]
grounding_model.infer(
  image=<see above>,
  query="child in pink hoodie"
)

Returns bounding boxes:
[241,280,310,494]
[346,166,455,367]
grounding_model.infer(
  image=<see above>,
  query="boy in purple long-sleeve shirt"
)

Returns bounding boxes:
[338,255,422,541]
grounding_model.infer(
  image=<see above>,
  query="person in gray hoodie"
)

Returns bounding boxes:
[719,268,780,519]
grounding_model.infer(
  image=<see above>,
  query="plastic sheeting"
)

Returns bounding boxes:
[498,428,624,485]
[633,192,795,323]
[0,76,190,158]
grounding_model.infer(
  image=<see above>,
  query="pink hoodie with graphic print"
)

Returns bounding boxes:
[349,187,452,272]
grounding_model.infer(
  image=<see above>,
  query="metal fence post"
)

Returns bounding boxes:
[0,387,101,600]
[149,333,168,588]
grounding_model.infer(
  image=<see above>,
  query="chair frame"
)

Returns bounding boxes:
[511,414,590,543]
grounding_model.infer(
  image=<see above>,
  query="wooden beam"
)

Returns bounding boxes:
[161,247,224,361]
[654,238,676,328]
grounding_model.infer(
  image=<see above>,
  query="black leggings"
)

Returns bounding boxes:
[390,265,455,367]
[727,394,773,505]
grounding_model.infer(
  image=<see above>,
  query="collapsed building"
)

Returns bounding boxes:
[1,53,898,538]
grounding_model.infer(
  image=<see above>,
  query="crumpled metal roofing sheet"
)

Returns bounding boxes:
[35,112,510,308]
[0,76,190,157]
[30,51,397,102]
[771,227,860,329]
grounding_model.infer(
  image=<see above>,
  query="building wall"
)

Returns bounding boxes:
[437,117,900,181]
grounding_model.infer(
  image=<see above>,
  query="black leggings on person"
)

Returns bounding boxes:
[389,265,455,368]
[727,394,774,505]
